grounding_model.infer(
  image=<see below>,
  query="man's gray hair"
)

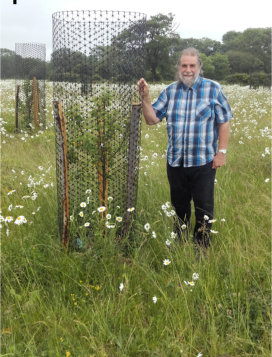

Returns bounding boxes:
[177,47,203,68]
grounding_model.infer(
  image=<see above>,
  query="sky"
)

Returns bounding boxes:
[1,0,271,61]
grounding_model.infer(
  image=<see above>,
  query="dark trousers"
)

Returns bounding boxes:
[167,161,216,247]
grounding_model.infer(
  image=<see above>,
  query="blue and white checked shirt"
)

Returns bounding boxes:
[152,76,233,167]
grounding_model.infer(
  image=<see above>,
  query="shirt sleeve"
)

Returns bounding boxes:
[214,88,233,124]
[151,89,168,120]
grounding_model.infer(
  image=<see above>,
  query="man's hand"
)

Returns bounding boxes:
[212,152,226,169]
[137,78,149,99]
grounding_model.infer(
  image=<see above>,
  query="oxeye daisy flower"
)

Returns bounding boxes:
[5,216,13,223]
[7,189,16,195]
[84,222,90,227]
[14,216,27,225]
[97,206,106,213]
[163,259,171,266]
[192,273,199,280]
[144,223,150,231]
[181,224,187,230]
[79,211,84,217]
[152,231,156,238]
[116,216,123,222]
[204,215,209,221]
[108,196,113,202]
[210,229,218,234]
[165,239,171,246]
[80,202,87,208]
[170,232,177,239]
[127,207,135,212]
[119,283,124,291]
[152,296,157,304]
[106,214,111,220]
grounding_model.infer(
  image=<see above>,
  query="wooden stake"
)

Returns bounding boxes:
[32,76,40,129]
[54,101,69,248]
[15,85,20,133]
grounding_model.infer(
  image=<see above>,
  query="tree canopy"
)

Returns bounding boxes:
[1,15,271,86]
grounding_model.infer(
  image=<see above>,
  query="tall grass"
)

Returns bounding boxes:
[1,80,271,356]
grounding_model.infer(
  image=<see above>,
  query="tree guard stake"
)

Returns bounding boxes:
[124,102,142,235]
[54,101,70,248]
[15,85,20,132]
[32,76,40,129]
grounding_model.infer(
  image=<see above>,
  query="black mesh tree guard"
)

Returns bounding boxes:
[15,43,46,131]
[52,10,146,247]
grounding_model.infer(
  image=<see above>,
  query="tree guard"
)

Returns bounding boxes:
[15,43,46,131]
[52,10,146,247]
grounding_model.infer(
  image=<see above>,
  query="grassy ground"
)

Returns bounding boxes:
[1,80,271,356]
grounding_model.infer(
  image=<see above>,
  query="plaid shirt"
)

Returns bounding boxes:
[152,76,233,167]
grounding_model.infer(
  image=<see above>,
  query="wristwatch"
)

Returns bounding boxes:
[218,149,227,154]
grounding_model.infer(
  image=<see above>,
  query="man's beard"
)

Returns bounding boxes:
[179,71,199,87]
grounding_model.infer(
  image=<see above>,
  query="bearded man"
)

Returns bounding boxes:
[137,47,232,250]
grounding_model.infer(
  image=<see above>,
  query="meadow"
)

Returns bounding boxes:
[1,80,271,356]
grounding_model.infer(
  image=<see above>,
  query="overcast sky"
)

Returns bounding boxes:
[1,0,271,60]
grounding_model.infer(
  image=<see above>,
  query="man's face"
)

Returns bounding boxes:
[179,55,200,87]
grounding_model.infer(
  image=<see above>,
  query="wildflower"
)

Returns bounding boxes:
[127,207,135,212]
[14,216,27,225]
[106,214,111,220]
[8,204,12,211]
[163,259,171,266]
[181,224,187,230]
[145,133,149,139]
[152,296,157,304]
[210,230,218,234]
[165,239,171,246]
[79,211,84,217]
[97,206,106,213]
[85,189,92,194]
[38,166,44,171]
[106,222,115,229]
[80,202,87,208]
[184,281,195,287]
[66,351,71,357]
[119,283,124,291]
[221,218,226,222]
[192,273,199,280]
[70,215,74,221]
[152,231,156,238]
[7,189,16,195]
[84,222,90,227]
[265,178,270,183]
[108,196,113,201]
[5,216,13,223]
[144,223,150,232]
[116,216,123,222]
[197,353,203,357]
[204,215,209,221]
[15,205,24,209]
[208,219,216,223]
[170,232,177,239]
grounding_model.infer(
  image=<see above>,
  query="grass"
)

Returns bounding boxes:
[1,80,271,356]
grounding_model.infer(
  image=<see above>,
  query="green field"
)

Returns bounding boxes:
[1,80,271,356]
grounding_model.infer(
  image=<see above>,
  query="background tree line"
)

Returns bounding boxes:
[1,13,271,87]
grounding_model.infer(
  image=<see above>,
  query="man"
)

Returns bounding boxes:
[137,47,232,249]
